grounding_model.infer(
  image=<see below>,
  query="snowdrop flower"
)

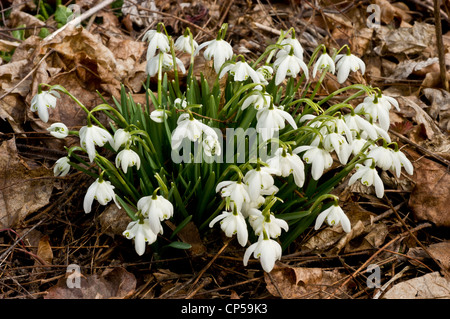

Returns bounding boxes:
[294,145,333,180]
[202,135,222,157]
[335,52,365,84]
[216,180,250,212]
[115,149,141,173]
[366,146,395,171]
[146,52,186,77]
[355,96,390,131]
[312,52,335,78]
[273,49,309,85]
[143,29,170,60]
[277,35,304,60]
[123,219,158,256]
[171,113,218,150]
[256,105,297,142]
[344,113,378,141]
[53,156,71,177]
[112,128,132,151]
[378,94,400,112]
[174,98,187,109]
[174,33,198,55]
[209,207,248,247]
[137,194,174,235]
[195,38,233,73]
[255,65,274,85]
[241,91,271,111]
[390,149,414,177]
[248,209,289,238]
[243,166,278,201]
[266,148,305,188]
[30,89,60,123]
[83,177,120,214]
[243,234,282,272]
[350,136,369,156]
[323,132,352,165]
[349,163,384,198]
[315,203,351,233]
[79,125,113,162]
[241,195,265,218]
[47,122,69,139]
[219,60,260,83]
[150,109,168,123]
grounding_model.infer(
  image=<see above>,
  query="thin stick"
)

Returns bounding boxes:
[434,0,449,91]
[42,0,115,42]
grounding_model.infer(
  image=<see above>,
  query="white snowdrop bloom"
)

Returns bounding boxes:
[354,95,391,131]
[366,146,395,171]
[150,109,168,123]
[293,145,333,180]
[174,34,198,55]
[241,195,266,218]
[273,50,309,85]
[202,135,222,157]
[209,209,248,247]
[243,235,282,273]
[312,52,335,78]
[79,125,113,162]
[115,149,141,173]
[378,94,400,112]
[171,113,218,149]
[248,208,289,239]
[123,219,158,256]
[314,203,351,233]
[219,61,260,83]
[195,39,234,73]
[350,137,369,156]
[256,105,297,142]
[216,180,250,212]
[255,65,274,85]
[30,89,60,123]
[266,148,305,188]
[137,195,174,235]
[371,123,391,143]
[83,177,120,214]
[348,163,384,198]
[241,91,271,111]
[277,35,304,60]
[174,98,187,109]
[243,166,279,201]
[143,29,170,60]
[323,132,352,165]
[334,53,365,84]
[53,156,71,177]
[146,52,186,77]
[390,149,414,177]
[112,128,132,151]
[344,113,378,141]
[47,122,69,139]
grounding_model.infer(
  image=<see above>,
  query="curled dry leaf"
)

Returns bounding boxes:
[382,272,450,299]
[0,139,54,228]
[407,241,450,271]
[99,204,132,239]
[408,156,450,227]
[265,266,349,299]
[45,267,137,299]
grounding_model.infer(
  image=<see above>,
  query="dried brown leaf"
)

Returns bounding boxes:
[265,266,348,299]
[382,272,450,299]
[45,267,136,299]
[0,139,54,228]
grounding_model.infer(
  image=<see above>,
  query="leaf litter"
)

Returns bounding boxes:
[0,0,449,300]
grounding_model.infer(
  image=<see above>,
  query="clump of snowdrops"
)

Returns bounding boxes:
[33,23,413,273]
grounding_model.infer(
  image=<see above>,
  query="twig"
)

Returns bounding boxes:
[0,49,53,101]
[326,222,432,299]
[42,0,115,42]
[434,0,449,91]
[373,266,410,299]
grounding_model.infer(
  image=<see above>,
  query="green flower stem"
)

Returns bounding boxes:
[317,84,373,106]
[309,65,330,101]
[219,83,261,117]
